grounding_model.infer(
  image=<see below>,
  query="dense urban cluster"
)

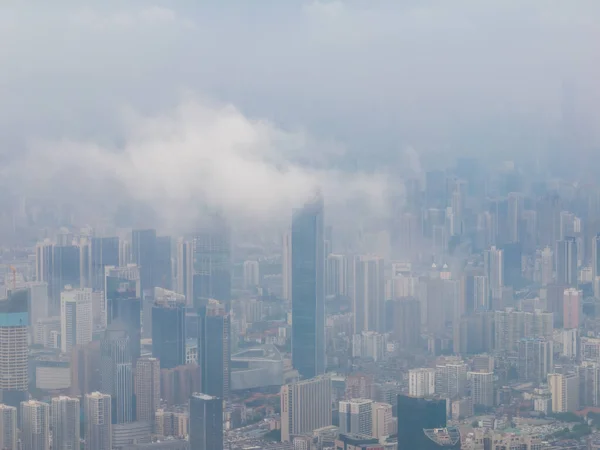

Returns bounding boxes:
[3,157,600,450]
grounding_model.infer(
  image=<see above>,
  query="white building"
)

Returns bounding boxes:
[371,402,393,439]
[408,368,436,397]
[339,399,373,436]
[548,373,579,413]
[469,371,494,408]
[60,286,93,353]
[21,400,50,450]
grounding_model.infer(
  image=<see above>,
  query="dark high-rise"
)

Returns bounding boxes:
[105,266,142,361]
[51,244,81,312]
[189,393,223,450]
[90,237,120,291]
[132,229,157,295]
[100,324,135,424]
[197,302,230,400]
[155,236,173,290]
[193,219,231,308]
[556,237,578,287]
[397,395,446,450]
[152,297,186,369]
[291,194,325,379]
[501,242,522,288]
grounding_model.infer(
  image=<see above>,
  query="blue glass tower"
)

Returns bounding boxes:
[291,194,325,379]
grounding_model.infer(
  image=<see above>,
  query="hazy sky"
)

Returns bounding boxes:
[1,1,599,231]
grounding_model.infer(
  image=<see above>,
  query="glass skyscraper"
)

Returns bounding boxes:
[152,298,186,369]
[197,301,230,400]
[291,194,325,379]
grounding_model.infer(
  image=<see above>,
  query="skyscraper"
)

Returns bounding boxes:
[469,372,494,408]
[189,393,223,450]
[556,237,578,287]
[541,246,554,286]
[563,288,582,329]
[27,282,49,338]
[483,246,503,302]
[0,289,29,409]
[243,260,260,289]
[291,194,325,379]
[391,297,421,350]
[280,375,332,442]
[155,236,173,290]
[51,244,81,313]
[89,237,120,291]
[326,254,348,297]
[20,400,50,450]
[517,338,553,383]
[100,325,134,424]
[134,357,160,426]
[408,368,436,397]
[593,234,600,281]
[152,296,186,370]
[338,399,373,436]
[397,396,446,450]
[60,286,93,353]
[51,396,80,450]
[435,362,467,399]
[0,404,17,450]
[176,239,194,306]
[132,229,157,295]
[282,231,292,302]
[193,219,231,307]
[198,301,230,400]
[353,255,385,334]
[548,373,579,413]
[84,392,112,450]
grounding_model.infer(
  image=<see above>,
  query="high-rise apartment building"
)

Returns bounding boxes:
[353,255,385,334]
[371,402,393,439]
[469,372,494,408]
[51,396,80,450]
[134,357,160,426]
[548,373,579,413]
[0,404,17,450]
[541,247,554,286]
[484,246,503,302]
[243,260,260,289]
[20,400,50,450]
[27,282,49,338]
[0,289,29,409]
[84,392,112,450]
[280,375,332,442]
[291,195,325,380]
[408,368,436,397]
[176,239,194,306]
[189,393,223,450]
[339,399,373,436]
[517,338,553,384]
[100,325,134,424]
[152,296,186,369]
[326,254,348,297]
[391,297,421,350]
[435,362,467,399]
[556,237,578,287]
[563,288,582,329]
[60,286,93,353]
[198,301,230,400]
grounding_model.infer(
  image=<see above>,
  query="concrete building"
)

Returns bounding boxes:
[353,255,385,334]
[243,260,260,289]
[51,396,80,450]
[60,286,93,353]
[469,372,494,408]
[326,254,348,297]
[435,362,467,399]
[0,404,17,450]
[409,368,436,397]
[21,400,50,450]
[563,288,582,329]
[548,373,579,413]
[338,399,373,436]
[371,402,393,439]
[189,393,222,450]
[85,392,112,450]
[281,375,332,442]
[135,357,161,426]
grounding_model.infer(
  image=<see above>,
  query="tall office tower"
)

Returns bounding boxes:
[51,396,80,450]
[397,396,446,450]
[189,393,223,450]
[282,231,292,302]
[193,218,232,307]
[507,192,524,243]
[353,255,384,334]
[20,400,50,450]
[243,260,260,289]
[338,399,373,435]
[391,297,421,350]
[563,288,582,329]
[71,342,102,397]
[326,254,348,297]
[134,357,160,425]
[132,229,157,294]
[579,362,600,407]
[176,239,194,305]
[35,239,54,285]
[28,282,49,337]
[435,362,468,399]
[100,325,134,424]
[152,296,186,369]
[88,237,120,291]
[280,375,332,442]
[469,372,494,408]
[483,246,503,303]
[0,289,28,409]
[60,286,93,353]
[517,338,553,383]
[501,242,522,288]
[541,247,554,286]
[408,368,436,397]
[0,404,17,450]
[198,301,230,400]
[371,402,393,439]
[548,373,580,413]
[291,195,325,380]
[105,266,141,362]
[84,392,112,450]
[155,236,173,290]
[556,237,578,287]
